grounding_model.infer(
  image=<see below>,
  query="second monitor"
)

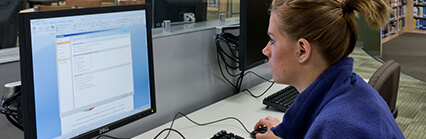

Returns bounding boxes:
[239,0,271,71]
[152,0,207,27]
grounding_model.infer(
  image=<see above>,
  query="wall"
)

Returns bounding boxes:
[0,25,272,138]
[355,14,381,56]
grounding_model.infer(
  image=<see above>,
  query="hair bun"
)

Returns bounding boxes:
[341,0,353,14]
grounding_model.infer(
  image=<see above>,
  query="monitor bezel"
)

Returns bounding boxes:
[18,4,156,139]
[239,0,270,71]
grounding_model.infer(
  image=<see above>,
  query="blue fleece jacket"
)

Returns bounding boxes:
[270,57,404,138]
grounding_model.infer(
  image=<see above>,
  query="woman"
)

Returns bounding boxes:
[254,0,405,138]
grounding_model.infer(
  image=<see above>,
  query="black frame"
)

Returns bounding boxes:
[152,0,207,27]
[18,4,156,139]
[239,0,272,71]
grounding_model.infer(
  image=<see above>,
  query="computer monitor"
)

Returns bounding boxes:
[153,0,207,27]
[239,0,271,71]
[0,0,21,49]
[18,4,156,139]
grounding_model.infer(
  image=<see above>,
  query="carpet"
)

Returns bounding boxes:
[382,33,426,82]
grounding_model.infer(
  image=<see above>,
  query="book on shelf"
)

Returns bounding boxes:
[415,0,425,5]
[415,18,426,30]
[401,6,405,17]
[414,6,419,17]
[394,8,399,19]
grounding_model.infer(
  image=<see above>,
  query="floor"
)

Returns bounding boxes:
[350,47,426,138]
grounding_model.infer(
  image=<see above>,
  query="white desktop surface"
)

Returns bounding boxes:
[134,81,289,138]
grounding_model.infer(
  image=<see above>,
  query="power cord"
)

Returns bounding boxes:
[215,33,244,92]
[216,32,274,94]
[243,71,274,83]
[243,82,275,98]
[154,128,186,139]
[0,90,23,130]
[157,112,251,139]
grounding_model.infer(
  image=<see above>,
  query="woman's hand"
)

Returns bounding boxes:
[253,116,281,139]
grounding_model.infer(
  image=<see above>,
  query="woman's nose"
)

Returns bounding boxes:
[262,42,271,58]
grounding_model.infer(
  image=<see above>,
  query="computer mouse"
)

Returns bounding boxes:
[250,126,268,138]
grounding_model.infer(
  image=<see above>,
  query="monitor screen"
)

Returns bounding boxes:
[0,0,21,49]
[18,4,155,139]
[239,0,271,71]
[152,0,206,27]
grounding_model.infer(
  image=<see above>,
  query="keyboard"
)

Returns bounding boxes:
[263,86,299,112]
[211,130,244,139]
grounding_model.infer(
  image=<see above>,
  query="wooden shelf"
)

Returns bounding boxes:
[382,30,406,43]
[412,29,426,33]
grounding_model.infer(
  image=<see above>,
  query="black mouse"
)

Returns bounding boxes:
[250,126,268,138]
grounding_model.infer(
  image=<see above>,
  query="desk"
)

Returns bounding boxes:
[134,81,288,138]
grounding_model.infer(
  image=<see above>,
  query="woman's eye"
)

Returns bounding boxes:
[270,39,275,44]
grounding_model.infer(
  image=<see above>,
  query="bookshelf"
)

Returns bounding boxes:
[413,0,426,31]
[380,0,426,56]
[382,0,407,43]
[382,0,426,42]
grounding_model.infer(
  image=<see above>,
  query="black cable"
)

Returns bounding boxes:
[5,112,23,130]
[216,34,239,59]
[235,70,244,93]
[243,82,275,98]
[215,32,245,93]
[95,134,130,139]
[218,49,239,69]
[2,90,21,107]
[216,33,274,93]
[153,128,186,139]
[216,35,247,91]
[1,90,23,131]
[216,51,238,89]
[243,71,274,83]
[162,112,251,139]
[216,39,239,63]
[224,63,241,77]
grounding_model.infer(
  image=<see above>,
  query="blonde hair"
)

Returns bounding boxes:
[270,0,391,65]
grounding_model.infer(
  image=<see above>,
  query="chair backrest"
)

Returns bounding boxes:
[34,5,77,11]
[368,60,400,113]
[119,0,145,5]
[66,0,102,8]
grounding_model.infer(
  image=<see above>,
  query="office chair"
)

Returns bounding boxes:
[368,60,400,119]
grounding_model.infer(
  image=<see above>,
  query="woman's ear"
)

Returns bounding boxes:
[297,38,311,63]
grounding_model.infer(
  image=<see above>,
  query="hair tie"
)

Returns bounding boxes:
[341,0,353,14]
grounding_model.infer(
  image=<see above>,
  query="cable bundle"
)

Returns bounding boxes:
[0,90,23,130]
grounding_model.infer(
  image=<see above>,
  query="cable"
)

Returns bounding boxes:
[216,38,239,63]
[217,33,239,58]
[216,34,244,91]
[243,71,274,83]
[1,90,23,130]
[216,39,239,69]
[95,134,130,139]
[215,33,274,93]
[216,51,238,89]
[153,128,186,139]
[243,82,275,98]
[162,112,251,139]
